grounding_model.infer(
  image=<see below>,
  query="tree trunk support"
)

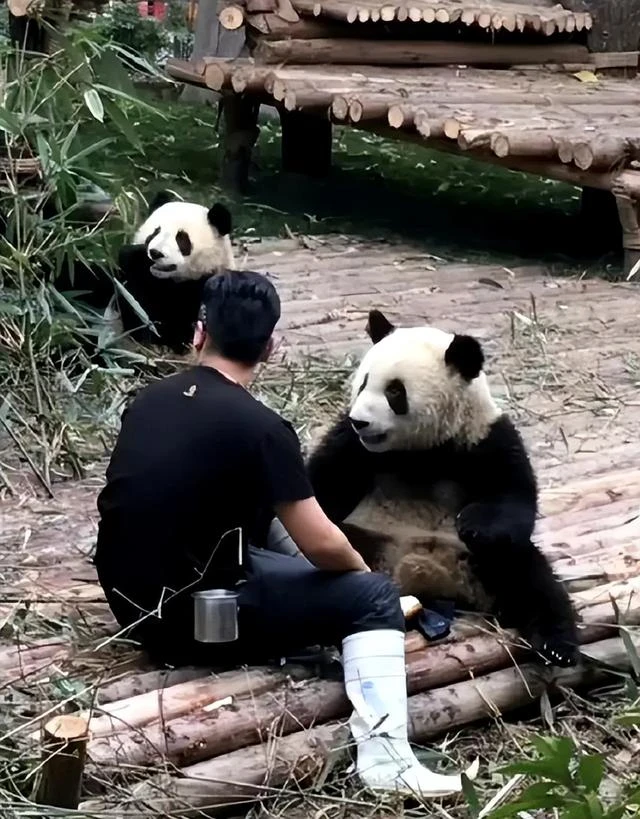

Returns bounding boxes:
[579,187,622,253]
[220,95,261,194]
[280,109,332,178]
[612,181,640,279]
[563,1,640,55]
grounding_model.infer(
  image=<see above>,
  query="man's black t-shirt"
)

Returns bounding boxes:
[94,365,314,628]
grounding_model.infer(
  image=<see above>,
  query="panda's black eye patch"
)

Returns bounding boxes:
[357,373,368,395]
[385,378,408,415]
[145,226,160,246]
[175,230,192,257]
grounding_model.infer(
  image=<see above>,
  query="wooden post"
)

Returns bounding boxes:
[563,1,640,55]
[579,187,622,254]
[35,715,89,809]
[220,95,261,193]
[612,183,640,279]
[280,110,332,178]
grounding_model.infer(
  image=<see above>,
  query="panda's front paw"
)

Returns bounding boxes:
[455,503,510,549]
[534,634,580,668]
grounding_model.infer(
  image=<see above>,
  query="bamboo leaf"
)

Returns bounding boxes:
[84,88,105,122]
[577,754,604,792]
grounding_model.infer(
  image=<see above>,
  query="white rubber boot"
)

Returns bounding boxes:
[342,629,479,799]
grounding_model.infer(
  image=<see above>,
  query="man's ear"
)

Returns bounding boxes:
[259,336,275,363]
[192,319,207,352]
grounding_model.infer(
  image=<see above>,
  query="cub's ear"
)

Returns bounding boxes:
[148,190,177,214]
[445,334,484,381]
[208,203,232,236]
[366,309,395,344]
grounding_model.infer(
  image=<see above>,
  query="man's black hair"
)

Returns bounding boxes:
[200,269,281,365]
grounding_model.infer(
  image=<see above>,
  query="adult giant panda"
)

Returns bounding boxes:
[307,309,579,669]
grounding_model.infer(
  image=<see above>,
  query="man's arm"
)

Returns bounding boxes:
[275,496,370,573]
[258,419,371,573]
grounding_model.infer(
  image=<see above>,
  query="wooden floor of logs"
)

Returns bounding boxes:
[2,234,640,811]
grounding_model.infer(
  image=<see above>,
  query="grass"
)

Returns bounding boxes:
[85,88,622,276]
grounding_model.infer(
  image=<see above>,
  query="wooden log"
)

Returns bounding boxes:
[490,130,567,159]
[356,122,640,198]
[80,723,347,817]
[252,39,591,67]
[98,667,206,704]
[540,469,640,518]
[388,103,416,129]
[204,58,239,90]
[165,57,207,86]
[250,12,352,37]
[407,634,640,742]
[572,136,640,171]
[80,634,639,817]
[0,639,67,670]
[87,665,310,738]
[86,580,640,770]
[219,2,245,29]
[36,715,89,809]
[232,65,275,92]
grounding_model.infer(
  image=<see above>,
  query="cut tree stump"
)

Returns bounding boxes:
[35,715,89,809]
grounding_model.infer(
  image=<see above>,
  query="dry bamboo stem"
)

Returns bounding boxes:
[79,634,635,817]
[253,38,591,67]
[36,715,89,809]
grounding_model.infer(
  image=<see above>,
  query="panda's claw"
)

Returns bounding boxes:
[538,637,580,668]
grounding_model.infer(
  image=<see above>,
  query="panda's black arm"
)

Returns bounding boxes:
[306,413,375,524]
[456,415,539,544]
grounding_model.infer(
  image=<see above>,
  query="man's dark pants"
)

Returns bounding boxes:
[101,538,405,667]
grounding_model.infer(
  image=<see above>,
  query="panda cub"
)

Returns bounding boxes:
[116,190,235,353]
[307,309,579,669]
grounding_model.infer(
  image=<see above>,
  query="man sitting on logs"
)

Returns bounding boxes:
[93,269,474,800]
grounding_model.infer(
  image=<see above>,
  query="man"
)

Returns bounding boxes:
[94,269,473,798]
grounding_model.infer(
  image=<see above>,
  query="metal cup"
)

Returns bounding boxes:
[192,589,239,643]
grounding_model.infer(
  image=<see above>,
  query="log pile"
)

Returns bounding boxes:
[55,467,640,813]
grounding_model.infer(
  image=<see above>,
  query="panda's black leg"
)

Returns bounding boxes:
[469,537,580,668]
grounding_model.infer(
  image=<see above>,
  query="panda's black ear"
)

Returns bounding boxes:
[366,309,395,344]
[208,203,232,236]
[148,190,177,214]
[445,334,484,381]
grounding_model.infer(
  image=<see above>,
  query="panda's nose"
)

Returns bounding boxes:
[350,418,369,431]
[149,248,164,261]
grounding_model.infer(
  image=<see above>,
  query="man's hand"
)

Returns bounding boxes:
[275,497,371,573]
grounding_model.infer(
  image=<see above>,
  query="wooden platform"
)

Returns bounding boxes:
[168,0,640,272]
[2,236,640,812]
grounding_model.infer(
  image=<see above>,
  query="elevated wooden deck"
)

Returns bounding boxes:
[2,236,640,812]
[168,0,640,272]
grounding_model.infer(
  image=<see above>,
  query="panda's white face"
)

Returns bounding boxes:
[133,201,234,281]
[348,316,500,453]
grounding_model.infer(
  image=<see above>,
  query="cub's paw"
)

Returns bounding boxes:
[455,503,511,549]
[533,634,580,668]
